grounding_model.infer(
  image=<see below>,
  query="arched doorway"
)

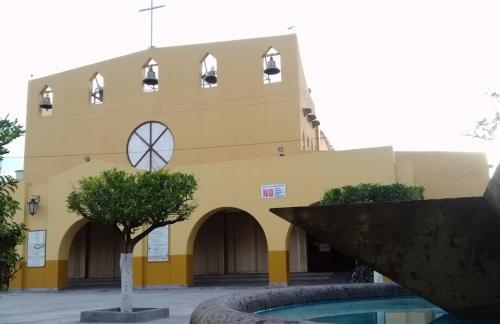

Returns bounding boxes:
[192,208,268,285]
[67,223,122,287]
[305,234,355,272]
[288,225,355,284]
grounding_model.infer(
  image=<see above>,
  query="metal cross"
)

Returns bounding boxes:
[139,0,165,48]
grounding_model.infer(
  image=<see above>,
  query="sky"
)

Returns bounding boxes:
[1,0,499,176]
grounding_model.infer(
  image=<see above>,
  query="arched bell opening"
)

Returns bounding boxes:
[143,58,159,92]
[200,53,218,88]
[262,47,282,84]
[67,222,122,288]
[192,208,269,286]
[90,73,104,104]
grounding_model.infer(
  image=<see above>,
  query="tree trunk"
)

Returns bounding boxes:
[120,252,133,312]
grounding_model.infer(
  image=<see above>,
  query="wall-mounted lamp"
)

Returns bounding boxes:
[28,195,40,216]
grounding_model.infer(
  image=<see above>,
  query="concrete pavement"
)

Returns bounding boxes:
[0,286,260,324]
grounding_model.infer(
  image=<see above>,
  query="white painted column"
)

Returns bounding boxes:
[120,253,133,312]
[374,271,384,283]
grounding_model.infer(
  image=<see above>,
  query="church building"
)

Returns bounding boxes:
[10,34,490,290]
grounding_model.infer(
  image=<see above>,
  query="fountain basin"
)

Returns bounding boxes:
[190,283,411,323]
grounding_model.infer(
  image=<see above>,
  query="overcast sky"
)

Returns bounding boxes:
[1,0,499,176]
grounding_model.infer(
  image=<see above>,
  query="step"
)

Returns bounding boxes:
[68,277,120,289]
[290,272,334,279]
[193,273,269,286]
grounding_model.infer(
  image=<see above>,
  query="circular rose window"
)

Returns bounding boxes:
[126,121,174,171]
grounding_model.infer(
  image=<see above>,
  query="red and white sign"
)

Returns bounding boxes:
[261,184,287,199]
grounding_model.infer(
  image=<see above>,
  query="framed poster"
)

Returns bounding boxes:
[147,225,169,262]
[27,230,46,267]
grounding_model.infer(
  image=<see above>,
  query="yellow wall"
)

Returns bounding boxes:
[137,255,192,287]
[12,34,491,289]
[14,146,400,288]
[24,35,314,186]
[395,151,490,198]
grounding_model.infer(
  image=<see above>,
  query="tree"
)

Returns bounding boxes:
[0,116,25,290]
[468,111,500,141]
[467,91,500,141]
[67,168,197,312]
[321,183,424,283]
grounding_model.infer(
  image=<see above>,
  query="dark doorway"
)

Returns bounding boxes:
[68,223,121,287]
[192,208,269,285]
[306,234,355,272]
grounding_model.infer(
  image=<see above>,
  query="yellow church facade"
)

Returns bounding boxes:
[10,34,490,290]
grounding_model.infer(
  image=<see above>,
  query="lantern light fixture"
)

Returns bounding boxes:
[28,195,40,216]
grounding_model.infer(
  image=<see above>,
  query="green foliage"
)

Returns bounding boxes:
[67,168,198,250]
[0,116,24,164]
[0,116,25,290]
[321,183,424,206]
[0,210,25,289]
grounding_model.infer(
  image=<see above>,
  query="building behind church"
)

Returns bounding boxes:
[10,34,490,290]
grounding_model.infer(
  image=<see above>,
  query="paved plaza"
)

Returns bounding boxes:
[0,286,259,324]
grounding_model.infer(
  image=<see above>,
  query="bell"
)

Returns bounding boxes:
[93,87,104,102]
[143,66,158,86]
[307,114,317,122]
[39,94,52,109]
[264,56,280,75]
[203,66,217,84]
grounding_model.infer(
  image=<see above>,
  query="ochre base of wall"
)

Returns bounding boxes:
[9,260,68,289]
[10,255,193,289]
[11,252,292,288]
[268,250,289,286]
[139,254,193,287]
[8,264,23,289]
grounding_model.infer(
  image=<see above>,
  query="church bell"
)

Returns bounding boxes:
[203,66,217,84]
[143,66,158,86]
[39,94,52,109]
[93,87,104,102]
[264,56,280,75]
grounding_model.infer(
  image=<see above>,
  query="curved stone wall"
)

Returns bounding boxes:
[190,283,411,324]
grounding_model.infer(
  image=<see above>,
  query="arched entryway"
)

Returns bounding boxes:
[192,208,268,285]
[67,223,122,288]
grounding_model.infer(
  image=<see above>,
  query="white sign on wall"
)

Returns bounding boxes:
[27,230,46,267]
[147,225,169,262]
[261,184,287,199]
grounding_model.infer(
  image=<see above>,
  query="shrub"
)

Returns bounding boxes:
[321,183,424,206]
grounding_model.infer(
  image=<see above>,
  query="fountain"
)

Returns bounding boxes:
[191,167,500,323]
[270,166,500,320]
